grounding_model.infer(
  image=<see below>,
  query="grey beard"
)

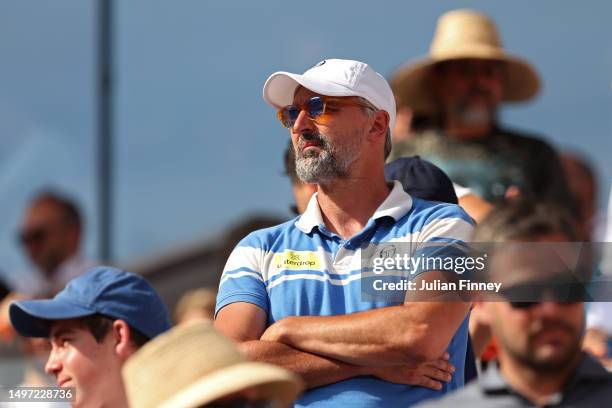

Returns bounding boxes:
[294,133,357,184]
[455,106,492,127]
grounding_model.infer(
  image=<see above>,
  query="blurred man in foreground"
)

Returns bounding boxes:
[420,200,612,407]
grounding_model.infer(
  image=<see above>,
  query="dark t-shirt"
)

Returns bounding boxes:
[416,354,612,408]
[389,126,573,208]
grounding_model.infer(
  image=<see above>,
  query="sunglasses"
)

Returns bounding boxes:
[277,96,374,128]
[499,280,587,309]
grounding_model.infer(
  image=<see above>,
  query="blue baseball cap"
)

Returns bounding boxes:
[385,156,458,204]
[9,266,171,339]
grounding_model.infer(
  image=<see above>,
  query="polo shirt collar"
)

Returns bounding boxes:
[295,180,413,234]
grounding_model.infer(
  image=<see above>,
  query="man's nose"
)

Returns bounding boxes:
[45,348,61,376]
[534,300,565,317]
[292,109,317,135]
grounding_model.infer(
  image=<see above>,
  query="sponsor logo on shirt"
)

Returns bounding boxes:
[274,250,320,270]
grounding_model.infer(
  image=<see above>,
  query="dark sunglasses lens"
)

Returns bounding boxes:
[504,279,586,308]
[281,106,300,127]
[307,97,325,118]
[19,228,46,246]
[501,283,543,302]
[509,301,540,309]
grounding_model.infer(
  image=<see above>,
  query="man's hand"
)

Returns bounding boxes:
[261,320,285,342]
[369,353,455,390]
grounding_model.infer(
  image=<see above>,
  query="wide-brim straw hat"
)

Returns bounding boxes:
[391,9,540,113]
[122,322,304,408]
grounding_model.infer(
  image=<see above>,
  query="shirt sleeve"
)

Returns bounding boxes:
[412,204,475,277]
[215,236,269,317]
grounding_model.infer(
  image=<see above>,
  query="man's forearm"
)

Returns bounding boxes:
[262,301,471,367]
[239,339,367,389]
[262,306,424,366]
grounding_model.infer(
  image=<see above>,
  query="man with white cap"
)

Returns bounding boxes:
[215,59,474,407]
[389,9,572,209]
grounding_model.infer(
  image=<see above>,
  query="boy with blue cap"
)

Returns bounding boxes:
[9,266,171,408]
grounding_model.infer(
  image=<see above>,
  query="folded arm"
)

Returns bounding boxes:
[261,270,471,367]
[215,302,370,389]
[214,301,454,390]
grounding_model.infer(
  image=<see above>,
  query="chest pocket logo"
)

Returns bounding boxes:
[274,250,321,270]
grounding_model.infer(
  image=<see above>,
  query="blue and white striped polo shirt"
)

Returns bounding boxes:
[216,181,474,407]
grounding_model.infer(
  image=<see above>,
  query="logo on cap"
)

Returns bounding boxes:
[311,60,326,69]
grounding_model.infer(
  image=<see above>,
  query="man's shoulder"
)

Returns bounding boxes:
[233,217,303,250]
[388,197,473,244]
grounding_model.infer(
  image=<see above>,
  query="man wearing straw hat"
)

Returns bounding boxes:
[215,58,474,407]
[389,9,571,207]
[123,322,304,408]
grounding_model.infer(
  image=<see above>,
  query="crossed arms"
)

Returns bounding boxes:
[214,270,471,390]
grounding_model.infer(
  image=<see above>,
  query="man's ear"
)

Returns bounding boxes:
[367,110,390,142]
[112,320,136,360]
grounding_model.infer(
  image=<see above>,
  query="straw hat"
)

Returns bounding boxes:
[122,322,304,408]
[391,9,540,113]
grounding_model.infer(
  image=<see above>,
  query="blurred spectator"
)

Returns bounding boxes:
[9,266,171,408]
[420,200,612,407]
[16,190,96,297]
[174,287,217,325]
[122,322,303,408]
[216,58,472,407]
[389,9,572,209]
[468,199,578,358]
[560,151,598,241]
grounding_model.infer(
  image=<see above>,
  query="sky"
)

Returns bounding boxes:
[0,0,610,284]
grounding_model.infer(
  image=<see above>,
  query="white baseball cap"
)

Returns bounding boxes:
[263,59,396,130]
